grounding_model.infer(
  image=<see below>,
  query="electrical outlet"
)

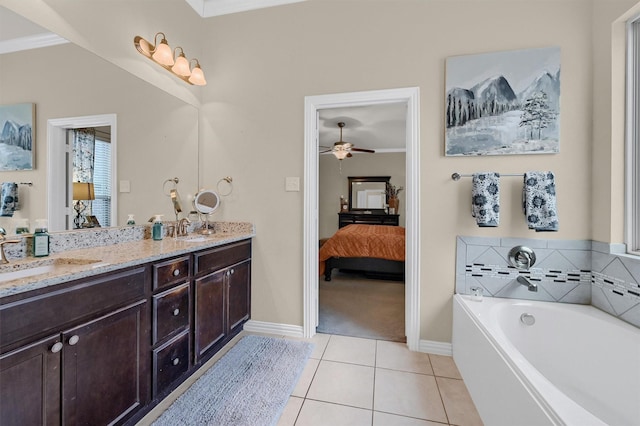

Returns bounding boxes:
[285,177,300,192]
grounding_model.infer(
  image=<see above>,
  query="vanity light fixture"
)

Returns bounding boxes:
[134,33,207,86]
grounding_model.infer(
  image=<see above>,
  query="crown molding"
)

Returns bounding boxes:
[0,32,69,55]
[185,0,307,17]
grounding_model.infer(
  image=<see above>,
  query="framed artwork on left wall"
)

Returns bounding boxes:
[0,103,35,171]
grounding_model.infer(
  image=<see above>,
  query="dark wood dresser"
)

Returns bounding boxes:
[338,212,399,228]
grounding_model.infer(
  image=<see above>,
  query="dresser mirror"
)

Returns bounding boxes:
[348,176,390,212]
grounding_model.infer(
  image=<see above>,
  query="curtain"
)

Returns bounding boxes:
[73,128,95,226]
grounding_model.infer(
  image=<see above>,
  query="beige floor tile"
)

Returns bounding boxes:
[295,400,372,426]
[436,377,483,426]
[376,341,433,375]
[292,358,320,398]
[277,396,304,426]
[429,354,462,379]
[323,335,377,366]
[373,411,448,426]
[374,368,447,423]
[307,360,375,409]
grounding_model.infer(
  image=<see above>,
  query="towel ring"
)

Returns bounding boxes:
[216,176,233,196]
[163,177,179,197]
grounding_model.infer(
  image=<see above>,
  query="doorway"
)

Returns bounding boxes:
[303,87,421,351]
[47,114,117,232]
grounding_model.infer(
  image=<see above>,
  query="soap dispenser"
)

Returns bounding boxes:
[33,219,50,257]
[152,215,164,241]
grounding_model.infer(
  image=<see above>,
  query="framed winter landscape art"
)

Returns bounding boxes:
[0,103,35,170]
[445,47,560,156]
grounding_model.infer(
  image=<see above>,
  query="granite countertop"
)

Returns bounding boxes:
[0,227,255,299]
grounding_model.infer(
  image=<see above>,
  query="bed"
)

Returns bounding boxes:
[319,224,405,281]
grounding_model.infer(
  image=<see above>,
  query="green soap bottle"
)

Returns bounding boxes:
[33,219,50,257]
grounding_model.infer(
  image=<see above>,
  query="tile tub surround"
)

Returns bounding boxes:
[456,236,640,328]
[0,222,255,298]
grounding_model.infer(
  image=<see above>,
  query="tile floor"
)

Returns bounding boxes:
[278,334,483,426]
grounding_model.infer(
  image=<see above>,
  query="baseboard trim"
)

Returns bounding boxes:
[243,320,305,337]
[419,339,452,356]
[244,320,453,355]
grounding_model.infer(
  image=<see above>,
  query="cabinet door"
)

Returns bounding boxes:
[62,300,148,426]
[0,335,61,426]
[194,269,226,362]
[228,260,251,332]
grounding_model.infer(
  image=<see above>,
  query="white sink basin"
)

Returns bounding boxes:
[0,258,104,283]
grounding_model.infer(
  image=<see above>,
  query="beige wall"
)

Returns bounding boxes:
[198,0,606,342]
[319,153,406,238]
[5,0,639,344]
[0,43,199,229]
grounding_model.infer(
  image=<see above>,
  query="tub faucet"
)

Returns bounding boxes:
[517,276,538,292]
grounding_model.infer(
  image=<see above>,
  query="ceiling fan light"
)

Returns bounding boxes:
[333,150,349,160]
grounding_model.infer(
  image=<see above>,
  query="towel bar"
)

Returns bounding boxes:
[451,172,523,181]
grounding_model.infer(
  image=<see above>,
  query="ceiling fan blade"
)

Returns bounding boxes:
[350,147,376,153]
[319,146,332,149]
[319,149,332,153]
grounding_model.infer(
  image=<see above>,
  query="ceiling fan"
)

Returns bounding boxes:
[321,122,375,160]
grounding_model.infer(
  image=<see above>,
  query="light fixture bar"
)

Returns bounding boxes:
[134,33,207,86]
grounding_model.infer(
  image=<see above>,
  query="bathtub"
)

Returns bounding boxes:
[452,294,640,426]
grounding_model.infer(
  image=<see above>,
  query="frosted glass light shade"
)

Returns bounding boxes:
[152,40,174,66]
[172,54,191,77]
[188,64,207,86]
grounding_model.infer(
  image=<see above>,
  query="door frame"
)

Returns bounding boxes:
[47,114,117,231]
[303,87,421,350]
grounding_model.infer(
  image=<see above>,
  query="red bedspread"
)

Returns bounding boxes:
[319,224,405,275]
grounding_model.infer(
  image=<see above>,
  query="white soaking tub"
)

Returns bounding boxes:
[452,294,640,426]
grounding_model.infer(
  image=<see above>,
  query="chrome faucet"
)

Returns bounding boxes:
[177,218,191,237]
[517,275,538,292]
[0,229,20,264]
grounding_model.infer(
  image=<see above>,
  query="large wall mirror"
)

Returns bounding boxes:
[0,13,199,233]
[347,176,390,212]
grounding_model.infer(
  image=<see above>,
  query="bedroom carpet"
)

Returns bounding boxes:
[317,272,406,342]
[151,335,314,426]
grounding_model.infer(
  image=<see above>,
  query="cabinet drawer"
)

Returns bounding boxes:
[1,267,147,350]
[152,331,189,397]
[194,240,251,276]
[152,283,189,345]
[153,256,190,290]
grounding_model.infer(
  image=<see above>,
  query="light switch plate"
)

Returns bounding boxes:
[120,180,131,193]
[285,177,300,192]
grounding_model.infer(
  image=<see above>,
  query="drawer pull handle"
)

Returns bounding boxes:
[173,269,180,277]
[173,308,180,316]
[68,335,80,346]
[51,342,64,353]
[172,358,180,366]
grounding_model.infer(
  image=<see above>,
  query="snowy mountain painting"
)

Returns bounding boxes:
[0,103,35,170]
[445,47,560,156]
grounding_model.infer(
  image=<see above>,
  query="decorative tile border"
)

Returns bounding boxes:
[456,235,640,328]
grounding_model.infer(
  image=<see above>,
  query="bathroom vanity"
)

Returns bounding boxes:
[0,225,253,426]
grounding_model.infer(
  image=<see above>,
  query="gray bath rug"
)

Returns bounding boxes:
[152,335,314,426]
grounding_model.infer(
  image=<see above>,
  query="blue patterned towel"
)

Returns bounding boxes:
[0,182,18,217]
[471,172,500,227]
[523,171,559,232]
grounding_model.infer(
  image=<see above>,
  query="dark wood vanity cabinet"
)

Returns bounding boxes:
[0,238,252,426]
[0,267,150,426]
[150,255,191,398]
[193,240,251,363]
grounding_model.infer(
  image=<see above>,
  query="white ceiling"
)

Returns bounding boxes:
[0,4,407,152]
